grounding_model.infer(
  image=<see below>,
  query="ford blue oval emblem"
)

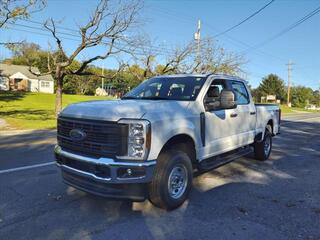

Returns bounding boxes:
[69,129,86,141]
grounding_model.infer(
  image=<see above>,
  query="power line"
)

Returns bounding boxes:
[214,0,275,37]
[19,19,180,55]
[5,22,177,56]
[150,5,317,86]
[243,5,320,53]
[21,19,79,34]
[150,5,287,63]
[4,25,268,84]
[4,9,315,84]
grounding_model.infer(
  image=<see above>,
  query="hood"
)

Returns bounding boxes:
[60,99,190,122]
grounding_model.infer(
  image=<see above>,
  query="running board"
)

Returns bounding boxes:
[197,146,253,172]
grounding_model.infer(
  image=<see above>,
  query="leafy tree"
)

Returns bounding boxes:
[291,86,314,108]
[256,74,286,102]
[311,90,320,106]
[4,42,50,73]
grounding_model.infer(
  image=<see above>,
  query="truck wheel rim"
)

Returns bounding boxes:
[168,164,188,199]
[264,135,271,156]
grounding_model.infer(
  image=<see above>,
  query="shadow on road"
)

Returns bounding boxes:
[0,120,320,239]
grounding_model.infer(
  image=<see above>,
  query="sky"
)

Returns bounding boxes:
[0,0,320,90]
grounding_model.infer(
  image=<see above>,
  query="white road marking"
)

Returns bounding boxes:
[0,162,55,174]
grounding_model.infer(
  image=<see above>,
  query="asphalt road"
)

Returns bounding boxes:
[0,113,319,240]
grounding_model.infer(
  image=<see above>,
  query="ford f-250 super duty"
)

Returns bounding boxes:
[54,74,280,210]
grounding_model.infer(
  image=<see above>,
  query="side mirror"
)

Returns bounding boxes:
[220,90,236,109]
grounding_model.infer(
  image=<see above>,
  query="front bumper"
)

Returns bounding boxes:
[54,145,156,201]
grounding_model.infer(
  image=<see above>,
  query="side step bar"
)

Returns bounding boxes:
[197,146,253,172]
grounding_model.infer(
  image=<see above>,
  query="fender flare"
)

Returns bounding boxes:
[255,124,272,143]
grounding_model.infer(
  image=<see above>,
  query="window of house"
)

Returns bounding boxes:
[41,81,50,88]
[231,81,250,105]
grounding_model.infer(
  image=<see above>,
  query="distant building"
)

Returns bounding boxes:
[0,63,54,93]
[261,95,279,104]
[305,104,320,110]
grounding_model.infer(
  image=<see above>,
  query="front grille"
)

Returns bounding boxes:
[57,116,128,158]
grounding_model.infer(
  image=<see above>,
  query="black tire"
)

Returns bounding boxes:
[254,127,272,161]
[148,150,193,210]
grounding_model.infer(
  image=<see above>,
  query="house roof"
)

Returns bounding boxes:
[0,63,54,81]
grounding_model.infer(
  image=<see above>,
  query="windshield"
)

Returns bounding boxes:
[122,76,206,101]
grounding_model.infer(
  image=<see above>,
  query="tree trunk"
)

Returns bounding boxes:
[55,77,63,117]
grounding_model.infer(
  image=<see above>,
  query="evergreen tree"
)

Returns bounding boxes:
[257,74,286,102]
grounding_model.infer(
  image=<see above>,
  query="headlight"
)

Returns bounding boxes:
[117,119,151,160]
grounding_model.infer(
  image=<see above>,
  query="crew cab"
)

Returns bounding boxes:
[54,74,280,210]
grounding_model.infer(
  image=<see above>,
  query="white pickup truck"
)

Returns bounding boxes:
[54,74,280,210]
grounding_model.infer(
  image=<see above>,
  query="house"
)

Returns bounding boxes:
[0,63,54,94]
[305,104,320,110]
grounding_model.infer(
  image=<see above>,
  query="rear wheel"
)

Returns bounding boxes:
[148,150,193,210]
[254,126,272,161]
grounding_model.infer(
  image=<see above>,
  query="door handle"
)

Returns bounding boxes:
[230,113,238,118]
[250,112,256,115]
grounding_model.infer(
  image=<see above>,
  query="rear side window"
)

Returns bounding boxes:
[231,81,250,105]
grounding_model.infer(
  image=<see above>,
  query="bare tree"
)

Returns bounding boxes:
[29,0,141,115]
[0,0,46,28]
[130,37,245,80]
[0,0,46,45]
[194,38,245,75]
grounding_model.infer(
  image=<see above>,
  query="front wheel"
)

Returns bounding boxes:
[148,150,193,210]
[254,127,272,161]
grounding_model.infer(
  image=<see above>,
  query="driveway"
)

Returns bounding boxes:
[0,114,320,240]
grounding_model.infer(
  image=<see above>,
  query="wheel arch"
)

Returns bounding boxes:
[267,119,273,134]
[255,119,274,142]
[159,134,197,166]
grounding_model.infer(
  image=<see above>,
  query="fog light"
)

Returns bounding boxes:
[117,167,146,179]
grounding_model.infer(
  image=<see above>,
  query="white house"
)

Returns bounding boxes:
[0,63,54,94]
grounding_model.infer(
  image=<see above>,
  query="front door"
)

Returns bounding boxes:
[202,78,241,159]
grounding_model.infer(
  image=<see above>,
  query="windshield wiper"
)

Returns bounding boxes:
[122,96,170,100]
[139,96,170,100]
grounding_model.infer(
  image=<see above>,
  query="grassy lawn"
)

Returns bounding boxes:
[0,91,113,130]
[280,105,319,114]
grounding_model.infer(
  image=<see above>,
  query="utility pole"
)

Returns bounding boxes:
[286,61,294,107]
[101,64,104,90]
[194,19,201,69]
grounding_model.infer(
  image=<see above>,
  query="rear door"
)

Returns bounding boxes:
[230,81,256,145]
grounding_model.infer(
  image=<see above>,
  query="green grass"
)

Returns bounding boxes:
[280,105,319,114]
[0,91,113,130]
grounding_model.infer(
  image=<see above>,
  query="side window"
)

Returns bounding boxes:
[204,79,227,111]
[231,81,250,105]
